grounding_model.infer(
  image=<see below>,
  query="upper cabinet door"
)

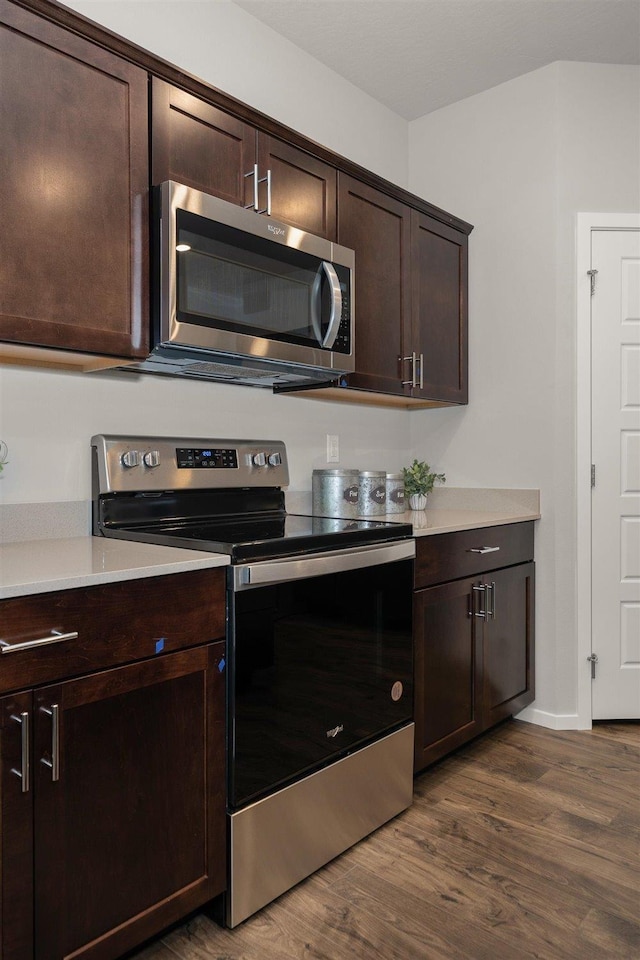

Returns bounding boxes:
[258,135,336,239]
[151,81,337,237]
[0,1,149,359]
[151,78,257,205]
[338,174,411,395]
[410,211,468,404]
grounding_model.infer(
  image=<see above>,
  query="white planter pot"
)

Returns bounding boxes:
[408,493,428,511]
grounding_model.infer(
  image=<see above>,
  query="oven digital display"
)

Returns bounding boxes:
[176,447,238,469]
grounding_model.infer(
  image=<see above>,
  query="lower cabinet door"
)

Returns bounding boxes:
[483,562,535,727]
[1,691,34,960]
[413,577,482,772]
[33,643,226,960]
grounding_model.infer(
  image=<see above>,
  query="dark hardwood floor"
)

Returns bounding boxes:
[130,720,640,960]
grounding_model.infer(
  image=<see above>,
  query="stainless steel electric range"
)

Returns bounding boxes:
[92,434,415,927]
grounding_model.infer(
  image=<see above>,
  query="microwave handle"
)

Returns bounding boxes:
[311,261,343,349]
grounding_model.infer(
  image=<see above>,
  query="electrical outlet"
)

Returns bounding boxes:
[326,434,339,463]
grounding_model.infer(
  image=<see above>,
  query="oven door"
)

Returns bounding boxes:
[228,540,415,810]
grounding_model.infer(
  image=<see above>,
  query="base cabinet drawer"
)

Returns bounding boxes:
[414,522,534,588]
[0,568,225,695]
[413,525,535,773]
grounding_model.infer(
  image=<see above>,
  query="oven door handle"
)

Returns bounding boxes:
[233,539,415,590]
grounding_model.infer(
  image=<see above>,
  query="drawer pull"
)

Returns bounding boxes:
[10,711,30,793]
[468,546,500,555]
[0,630,78,655]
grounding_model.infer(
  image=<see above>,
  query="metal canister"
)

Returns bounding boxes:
[358,470,387,516]
[312,469,360,518]
[385,473,406,514]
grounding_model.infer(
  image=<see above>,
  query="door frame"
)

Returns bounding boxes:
[576,213,640,729]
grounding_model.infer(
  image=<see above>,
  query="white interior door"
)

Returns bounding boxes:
[591,228,640,720]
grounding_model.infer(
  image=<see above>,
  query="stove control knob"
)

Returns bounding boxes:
[252,452,267,467]
[268,452,282,467]
[121,450,140,468]
[143,450,161,468]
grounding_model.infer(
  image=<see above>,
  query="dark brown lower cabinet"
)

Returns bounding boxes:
[1,641,225,960]
[413,524,535,772]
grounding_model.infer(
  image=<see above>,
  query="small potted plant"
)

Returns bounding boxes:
[401,458,445,511]
[0,440,8,477]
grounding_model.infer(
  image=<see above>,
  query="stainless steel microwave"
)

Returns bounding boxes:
[126,181,355,387]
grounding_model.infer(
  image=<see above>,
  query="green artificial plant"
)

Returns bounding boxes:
[401,459,445,497]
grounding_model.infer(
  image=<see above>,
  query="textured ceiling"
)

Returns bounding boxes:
[233,0,640,119]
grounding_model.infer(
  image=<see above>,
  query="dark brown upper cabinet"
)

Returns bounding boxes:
[336,173,468,407]
[337,175,412,397]
[0,0,471,392]
[151,78,337,240]
[0,0,149,361]
[410,211,468,404]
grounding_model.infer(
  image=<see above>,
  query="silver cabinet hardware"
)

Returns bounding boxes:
[244,164,271,214]
[400,352,418,387]
[587,653,599,679]
[400,352,424,390]
[468,546,501,555]
[265,168,272,216]
[0,629,78,655]
[40,704,60,781]
[486,581,496,620]
[244,163,260,212]
[10,711,30,793]
[471,583,487,619]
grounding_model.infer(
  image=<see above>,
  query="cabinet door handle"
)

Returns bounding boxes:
[264,168,272,216]
[417,352,424,389]
[486,581,496,620]
[11,711,30,793]
[400,352,418,387]
[0,630,78,655]
[244,163,260,211]
[470,583,487,619]
[244,166,272,215]
[40,704,60,782]
[467,546,501,555]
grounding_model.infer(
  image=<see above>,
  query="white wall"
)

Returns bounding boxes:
[408,62,640,722]
[0,0,411,507]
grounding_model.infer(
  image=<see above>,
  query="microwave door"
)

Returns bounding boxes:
[311,261,343,349]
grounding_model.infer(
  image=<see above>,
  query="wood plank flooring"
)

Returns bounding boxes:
[128,720,639,960]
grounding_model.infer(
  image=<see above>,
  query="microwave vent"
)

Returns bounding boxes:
[182,361,274,380]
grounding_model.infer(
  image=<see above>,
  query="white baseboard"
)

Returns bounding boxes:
[514,706,590,730]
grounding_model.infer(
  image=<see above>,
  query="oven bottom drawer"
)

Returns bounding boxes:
[226,722,414,927]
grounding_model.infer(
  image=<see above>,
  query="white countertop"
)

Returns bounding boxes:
[0,537,229,600]
[0,488,540,599]
[389,506,540,536]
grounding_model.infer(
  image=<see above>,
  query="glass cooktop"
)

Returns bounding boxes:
[108,512,413,562]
